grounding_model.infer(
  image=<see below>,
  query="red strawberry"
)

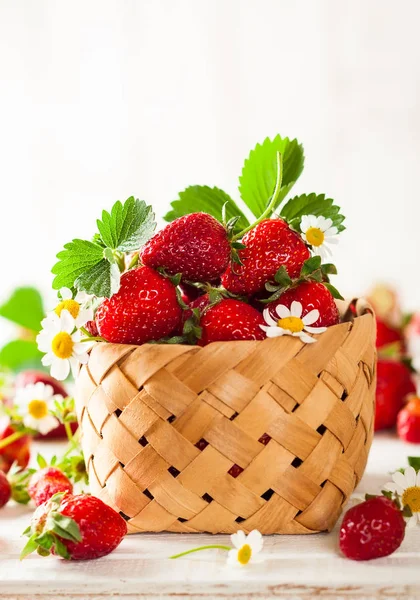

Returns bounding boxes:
[376,317,403,349]
[140,213,231,282]
[339,496,405,560]
[14,371,77,440]
[266,281,340,329]
[0,471,11,508]
[0,417,31,474]
[397,397,420,443]
[84,320,99,337]
[198,299,265,346]
[221,219,310,296]
[22,493,127,561]
[375,360,416,431]
[28,467,73,507]
[95,266,182,345]
[179,282,204,305]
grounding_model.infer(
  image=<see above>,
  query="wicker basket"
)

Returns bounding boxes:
[75,298,376,535]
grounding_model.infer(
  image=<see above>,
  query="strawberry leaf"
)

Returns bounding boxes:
[52,240,104,291]
[164,186,249,232]
[0,287,44,332]
[0,340,43,371]
[20,535,39,560]
[97,197,156,252]
[324,282,344,301]
[280,193,346,232]
[239,135,304,219]
[408,457,420,472]
[300,256,322,277]
[75,259,120,299]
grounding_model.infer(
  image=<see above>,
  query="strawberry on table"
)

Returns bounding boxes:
[397,396,420,443]
[0,470,11,508]
[140,212,231,282]
[221,219,310,296]
[28,467,73,507]
[339,496,405,561]
[0,416,31,474]
[95,266,182,345]
[198,299,265,346]
[21,493,127,561]
[375,360,416,431]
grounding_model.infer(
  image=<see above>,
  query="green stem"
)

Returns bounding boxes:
[232,151,283,241]
[170,545,231,559]
[80,336,106,343]
[0,430,25,451]
[64,422,74,444]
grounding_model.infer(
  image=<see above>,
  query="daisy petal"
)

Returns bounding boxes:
[304,325,327,334]
[60,310,76,334]
[298,332,317,344]
[406,515,418,529]
[227,549,238,565]
[302,309,320,325]
[263,308,278,327]
[60,287,72,300]
[231,530,246,549]
[38,416,59,435]
[266,327,286,338]
[383,482,399,493]
[392,470,409,491]
[405,466,417,487]
[290,301,303,318]
[319,217,333,232]
[246,530,263,554]
[275,304,291,319]
[50,358,70,381]
[324,227,338,237]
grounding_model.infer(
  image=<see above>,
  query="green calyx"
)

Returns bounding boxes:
[20,493,82,561]
[7,463,35,505]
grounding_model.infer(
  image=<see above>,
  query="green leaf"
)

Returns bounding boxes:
[37,454,48,469]
[47,513,82,542]
[274,266,293,287]
[53,536,70,559]
[20,535,39,560]
[300,256,322,277]
[324,283,344,301]
[321,263,338,276]
[35,532,54,552]
[75,259,120,298]
[0,340,43,371]
[164,186,249,232]
[0,287,44,332]
[52,239,104,291]
[408,457,420,472]
[239,135,304,218]
[97,197,156,252]
[280,193,346,232]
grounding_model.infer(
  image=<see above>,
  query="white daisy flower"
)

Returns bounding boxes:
[14,382,60,435]
[301,215,339,261]
[260,301,327,344]
[384,466,420,528]
[55,287,94,328]
[36,310,89,381]
[227,530,263,566]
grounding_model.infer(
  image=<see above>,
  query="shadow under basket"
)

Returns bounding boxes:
[75,298,376,535]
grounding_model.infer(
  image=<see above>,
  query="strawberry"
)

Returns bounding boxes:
[95,266,182,345]
[84,320,99,337]
[28,467,73,507]
[376,317,403,349]
[397,397,420,443]
[14,371,77,440]
[0,417,31,474]
[0,470,11,508]
[179,282,204,305]
[339,496,405,560]
[198,299,265,346]
[140,212,231,282]
[265,281,340,328]
[375,360,416,431]
[21,493,127,561]
[221,219,310,296]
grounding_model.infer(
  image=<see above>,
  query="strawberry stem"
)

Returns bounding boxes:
[231,151,283,241]
[0,430,25,451]
[169,544,231,559]
[64,422,74,444]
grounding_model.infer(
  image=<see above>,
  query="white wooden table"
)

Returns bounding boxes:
[0,433,420,600]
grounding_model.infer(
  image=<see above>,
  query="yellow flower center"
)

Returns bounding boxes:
[28,399,48,420]
[237,544,252,565]
[278,316,305,333]
[402,486,420,513]
[306,227,325,247]
[51,332,74,359]
[55,299,80,319]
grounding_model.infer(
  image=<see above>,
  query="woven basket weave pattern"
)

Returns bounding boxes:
[75,299,376,535]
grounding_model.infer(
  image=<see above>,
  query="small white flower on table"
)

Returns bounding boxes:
[14,382,60,435]
[227,530,263,566]
[261,301,326,344]
[55,287,94,328]
[36,310,89,380]
[300,215,339,261]
[384,466,420,528]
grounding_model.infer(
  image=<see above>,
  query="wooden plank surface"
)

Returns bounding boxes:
[0,433,420,600]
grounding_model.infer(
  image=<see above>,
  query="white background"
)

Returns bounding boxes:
[1,0,419,317]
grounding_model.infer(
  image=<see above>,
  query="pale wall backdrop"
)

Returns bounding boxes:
[1,0,419,321]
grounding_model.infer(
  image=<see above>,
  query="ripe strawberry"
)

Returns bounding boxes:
[376,317,403,349]
[375,360,416,431]
[221,219,310,296]
[179,282,204,305]
[0,470,11,508]
[95,266,182,345]
[140,213,231,282]
[84,320,99,337]
[28,467,73,507]
[0,417,31,474]
[14,371,77,440]
[198,299,265,346]
[266,281,340,328]
[22,493,127,561]
[397,397,420,443]
[339,496,405,560]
